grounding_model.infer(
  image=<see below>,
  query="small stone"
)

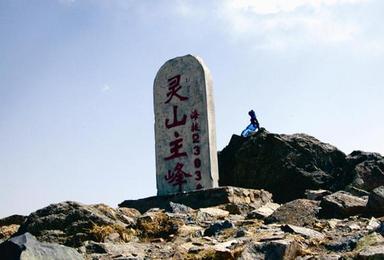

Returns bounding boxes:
[247,202,280,219]
[327,219,340,229]
[357,244,384,259]
[367,218,381,231]
[348,223,360,231]
[266,199,320,226]
[150,238,165,243]
[239,239,300,260]
[305,189,332,200]
[281,224,325,239]
[355,233,384,252]
[320,191,367,218]
[225,203,256,215]
[235,228,247,238]
[199,207,230,219]
[169,202,194,214]
[203,220,234,237]
[324,235,361,252]
[188,246,202,253]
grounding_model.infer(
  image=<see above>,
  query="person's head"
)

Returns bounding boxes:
[248,110,256,120]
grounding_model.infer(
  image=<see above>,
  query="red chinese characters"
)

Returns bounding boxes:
[163,74,191,191]
[164,131,187,161]
[190,108,203,190]
[165,75,188,104]
[165,162,192,191]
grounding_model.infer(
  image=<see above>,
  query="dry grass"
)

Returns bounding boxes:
[0,224,19,239]
[88,223,135,242]
[136,212,182,240]
[184,246,244,260]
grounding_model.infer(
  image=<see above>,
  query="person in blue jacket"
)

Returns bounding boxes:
[241,110,260,137]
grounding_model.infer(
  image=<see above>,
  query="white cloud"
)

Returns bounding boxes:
[58,0,75,4]
[214,0,369,50]
[228,0,368,14]
[101,84,111,92]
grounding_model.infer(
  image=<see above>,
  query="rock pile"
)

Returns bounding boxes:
[0,129,383,259]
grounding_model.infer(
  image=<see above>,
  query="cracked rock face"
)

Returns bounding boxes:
[218,129,384,203]
[218,129,350,202]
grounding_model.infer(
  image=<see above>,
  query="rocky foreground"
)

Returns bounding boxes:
[1,129,384,259]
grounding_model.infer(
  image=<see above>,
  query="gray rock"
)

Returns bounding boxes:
[305,189,332,200]
[16,201,134,246]
[296,255,341,260]
[320,191,367,218]
[119,186,272,213]
[224,203,257,215]
[346,150,384,192]
[367,186,384,215]
[357,244,384,259]
[168,202,194,214]
[0,215,26,227]
[239,239,300,260]
[203,220,233,237]
[367,218,381,231]
[0,232,83,260]
[247,202,280,219]
[84,241,147,259]
[218,130,349,203]
[281,224,325,239]
[324,234,361,252]
[266,199,320,226]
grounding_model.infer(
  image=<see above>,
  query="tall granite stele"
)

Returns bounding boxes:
[154,55,219,195]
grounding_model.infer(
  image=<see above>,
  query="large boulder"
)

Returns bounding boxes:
[16,201,135,247]
[345,151,384,192]
[367,186,384,216]
[265,199,320,226]
[218,129,349,202]
[0,232,83,260]
[319,191,367,218]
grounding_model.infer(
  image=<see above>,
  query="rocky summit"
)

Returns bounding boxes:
[1,129,384,259]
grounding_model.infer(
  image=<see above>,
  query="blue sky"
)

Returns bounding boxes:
[1,0,383,217]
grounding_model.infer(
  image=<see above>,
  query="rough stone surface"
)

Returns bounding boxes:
[239,239,300,260]
[119,186,272,213]
[16,201,135,247]
[305,189,332,200]
[266,199,321,226]
[203,220,233,236]
[367,186,384,215]
[320,191,368,218]
[281,224,325,239]
[0,232,83,260]
[154,54,218,195]
[218,129,349,202]
[0,215,26,227]
[357,244,384,259]
[247,202,280,220]
[345,151,384,192]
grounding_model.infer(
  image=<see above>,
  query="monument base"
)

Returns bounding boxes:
[118,186,272,213]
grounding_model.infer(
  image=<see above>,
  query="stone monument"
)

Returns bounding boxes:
[154,55,218,195]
